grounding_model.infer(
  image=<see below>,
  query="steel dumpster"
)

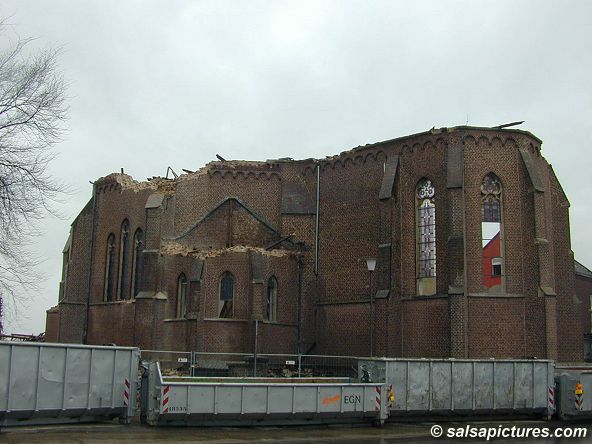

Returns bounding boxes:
[145,361,389,426]
[554,364,592,420]
[358,358,554,419]
[0,341,139,426]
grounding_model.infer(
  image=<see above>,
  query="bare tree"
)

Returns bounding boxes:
[0,23,68,333]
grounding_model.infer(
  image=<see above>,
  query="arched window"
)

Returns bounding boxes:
[266,276,278,321]
[104,234,116,302]
[219,272,234,318]
[416,178,436,296]
[176,273,187,318]
[481,173,503,291]
[116,220,130,300]
[130,228,144,298]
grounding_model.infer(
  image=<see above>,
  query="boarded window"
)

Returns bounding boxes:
[219,272,234,318]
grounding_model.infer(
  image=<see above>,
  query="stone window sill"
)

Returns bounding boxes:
[203,317,249,323]
[91,299,135,306]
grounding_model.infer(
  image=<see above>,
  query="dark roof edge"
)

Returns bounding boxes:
[575,259,592,279]
[263,126,543,165]
[337,125,542,157]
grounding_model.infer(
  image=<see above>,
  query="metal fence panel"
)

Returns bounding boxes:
[188,352,359,379]
[431,362,451,410]
[408,362,430,411]
[474,362,494,409]
[534,362,550,408]
[451,362,473,410]
[141,350,192,375]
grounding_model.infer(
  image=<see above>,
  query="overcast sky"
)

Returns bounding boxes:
[1,0,591,334]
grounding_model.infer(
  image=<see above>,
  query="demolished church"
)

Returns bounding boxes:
[45,125,584,361]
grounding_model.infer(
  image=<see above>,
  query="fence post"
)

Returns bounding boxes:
[190,351,194,377]
[298,353,302,377]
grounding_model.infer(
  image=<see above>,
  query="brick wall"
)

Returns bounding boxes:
[87,300,135,345]
[400,298,450,357]
[44,308,59,342]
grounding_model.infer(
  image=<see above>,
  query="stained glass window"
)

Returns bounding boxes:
[417,179,436,279]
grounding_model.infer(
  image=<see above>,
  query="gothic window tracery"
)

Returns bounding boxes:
[416,179,437,296]
[417,179,436,278]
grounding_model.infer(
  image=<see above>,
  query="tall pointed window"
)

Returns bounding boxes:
[481,173,503,291]
[416,178,436,296]
[266,276,278,322]
[104,233,116,302]
[130,228,144,298]
[176,273,187,318]
[116,220,130,300]
[219,272,234,318]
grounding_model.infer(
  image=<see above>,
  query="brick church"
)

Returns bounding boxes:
[45,125,583,361]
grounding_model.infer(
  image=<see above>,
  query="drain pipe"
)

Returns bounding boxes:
[314,162,320,275]
[297,255,303,355]
[313,161,321,351]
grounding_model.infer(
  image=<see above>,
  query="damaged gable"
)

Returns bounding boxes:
[172,197,283,250]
